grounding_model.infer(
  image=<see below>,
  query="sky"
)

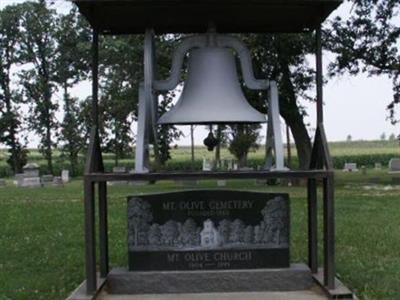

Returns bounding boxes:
[1,0,399,147]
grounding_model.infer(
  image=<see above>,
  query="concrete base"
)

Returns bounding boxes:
[67,276,107,300]
[313,270,355,299]
[97,289,328,300]
[107,264,313,295]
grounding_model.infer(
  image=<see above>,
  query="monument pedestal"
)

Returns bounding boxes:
[107,264,313,295]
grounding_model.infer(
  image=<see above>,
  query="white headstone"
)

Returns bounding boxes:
[343,163,358,172]
[202,158,213,171]
[374,163,382,170]
[61,170,70,183]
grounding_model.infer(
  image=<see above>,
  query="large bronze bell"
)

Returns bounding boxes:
[158,46,266,125]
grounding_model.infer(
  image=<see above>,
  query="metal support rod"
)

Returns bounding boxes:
[307,178,318,274]
[98,182,109,277]
[323,174,335,289]
[84,178,97,293]
[92,30,99,128]
[316,26,323,124]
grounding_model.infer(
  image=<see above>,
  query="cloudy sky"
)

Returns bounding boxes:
[1,0,399,146]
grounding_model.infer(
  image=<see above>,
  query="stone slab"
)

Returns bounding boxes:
[21,177,41,188]
[127,190,290,271]
[107,264,313,295]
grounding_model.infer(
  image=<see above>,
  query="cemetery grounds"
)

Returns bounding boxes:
[0,141,400,300]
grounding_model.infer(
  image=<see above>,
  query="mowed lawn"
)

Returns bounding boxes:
[0,171,400,300]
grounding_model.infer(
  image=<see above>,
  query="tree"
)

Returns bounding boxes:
[389,133,396,141]
[0,5,28,174]
[326,0,400,124]
[100,35,141,165]
[241,34,315,169]
[54,8,91,175]
[346,134,352,142]
[228,124,260,167]
[19,1,58,174]
[380,132,386,141]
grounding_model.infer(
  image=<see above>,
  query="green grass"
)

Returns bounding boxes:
[0,170,400,299]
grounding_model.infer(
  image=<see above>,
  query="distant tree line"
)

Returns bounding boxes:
[0,0,398,176]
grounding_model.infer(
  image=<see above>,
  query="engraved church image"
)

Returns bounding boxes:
[201,220,221,248]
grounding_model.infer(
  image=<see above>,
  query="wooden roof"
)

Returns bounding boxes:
[73,0,342,34]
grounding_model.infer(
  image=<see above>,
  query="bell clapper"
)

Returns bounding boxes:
[203,125,219,151]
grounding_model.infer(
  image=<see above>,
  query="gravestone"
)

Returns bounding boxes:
[61,170,70,183]
[343,163,358,172]
[23,163,40,177]
[127,190,289,271]
[41,175,54,186]
[389,158,400,183]
[17,163,41,187]
[202,158,213,171]
[52,176,64,187]
[388,158,400,173]
[23,177,42,188]
[14,173,25,187]
[374,163,382,170]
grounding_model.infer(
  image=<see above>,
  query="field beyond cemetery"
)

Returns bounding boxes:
[0,140,400,300]
[0,140,399,177]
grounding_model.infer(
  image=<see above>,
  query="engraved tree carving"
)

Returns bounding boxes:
[229,219,245,244]
[128,198,153,248]
[244,225,254,244]
[180,218,199,247]
[261,197,287,245]
[148,224,162,246]
[161,220,179,246]
[218,219,231,245]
